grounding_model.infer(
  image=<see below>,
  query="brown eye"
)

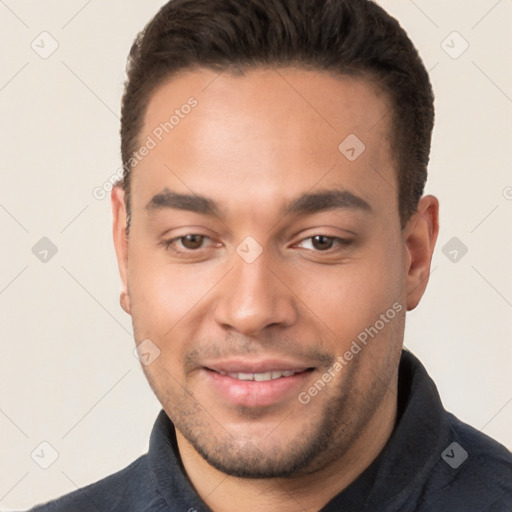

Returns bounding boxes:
[180,234,205,249]
[311,235,334,250]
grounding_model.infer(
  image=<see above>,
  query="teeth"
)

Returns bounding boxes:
[237,372,255,381]
[224,370,299,381]
[254,372,272,382]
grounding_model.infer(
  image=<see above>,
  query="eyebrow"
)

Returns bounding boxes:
[145,187,372,217]
[145,188,220,216]
[284,189,372,216]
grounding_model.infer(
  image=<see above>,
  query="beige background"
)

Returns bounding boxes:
[1,0,511,510]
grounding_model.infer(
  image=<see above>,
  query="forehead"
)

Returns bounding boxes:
[131,67,397,220]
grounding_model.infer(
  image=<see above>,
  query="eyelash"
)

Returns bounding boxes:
[163,235,213,252]
[162,234,353,254]
[295,235,353,251]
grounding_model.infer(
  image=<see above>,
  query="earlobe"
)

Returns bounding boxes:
[111,185,131,316]
[403,195,439,311]
[120,290,131,315]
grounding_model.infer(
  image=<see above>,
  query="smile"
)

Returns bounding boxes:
[202,366,315,408]
[216,370,302,381]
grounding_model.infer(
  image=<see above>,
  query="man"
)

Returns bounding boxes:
[30,0,512,510]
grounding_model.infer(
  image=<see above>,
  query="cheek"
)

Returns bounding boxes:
[127,248,219,338]
[294,239,404,344]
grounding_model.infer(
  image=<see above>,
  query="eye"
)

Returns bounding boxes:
[296,235,351,251]
[165,234,210,251]
[180,234,207,249]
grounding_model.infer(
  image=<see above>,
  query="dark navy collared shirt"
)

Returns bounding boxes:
[28,350,512,511]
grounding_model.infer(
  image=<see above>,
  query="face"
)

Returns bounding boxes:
[112,67,437,478]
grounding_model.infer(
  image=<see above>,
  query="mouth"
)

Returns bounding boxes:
[201,363,315,408]
[213,369,311,381]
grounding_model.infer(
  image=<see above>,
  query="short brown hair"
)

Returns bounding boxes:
[120,0,434,230]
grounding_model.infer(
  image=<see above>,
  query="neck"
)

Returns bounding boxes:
[176,383,398,512]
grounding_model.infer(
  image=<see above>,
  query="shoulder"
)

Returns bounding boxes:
[449,412,512,489]
[28,454,167,512]
[419,412,512,512]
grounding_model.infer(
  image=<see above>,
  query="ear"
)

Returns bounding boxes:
[111,185,131,315]
[403,195,439,311]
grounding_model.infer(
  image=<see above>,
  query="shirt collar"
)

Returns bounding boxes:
[321,349,450,510]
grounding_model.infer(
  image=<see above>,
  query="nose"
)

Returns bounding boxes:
[213,251,298,336]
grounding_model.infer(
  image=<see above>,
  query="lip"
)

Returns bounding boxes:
[204,358,313,374]
[201,360,315,408]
